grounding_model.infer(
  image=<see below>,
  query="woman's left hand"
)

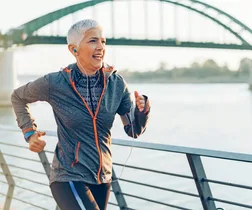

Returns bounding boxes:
[134,91,145,112]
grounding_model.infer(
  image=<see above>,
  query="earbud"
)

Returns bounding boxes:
[73,48,77,53]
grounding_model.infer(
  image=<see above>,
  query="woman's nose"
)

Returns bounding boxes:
[97,41,105,50]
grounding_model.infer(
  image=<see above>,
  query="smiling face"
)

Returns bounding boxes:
[70,27,106,75]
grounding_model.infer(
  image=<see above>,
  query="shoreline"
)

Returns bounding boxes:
[123,77,249,84]
[18,74,249,84]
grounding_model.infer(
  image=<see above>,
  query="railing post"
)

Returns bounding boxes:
[112,168,128,209]
[55,205,61,210]
[38,151,51,179]
[187,154,216,210]
[38,151,61,210]
[0,150,15,210]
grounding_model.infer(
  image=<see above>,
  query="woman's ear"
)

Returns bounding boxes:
[68,44,78,56]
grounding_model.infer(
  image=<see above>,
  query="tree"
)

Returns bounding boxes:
[190,61,201,69]
[202,59,219,69]
[157,61,168,71]
[238,58,252,75]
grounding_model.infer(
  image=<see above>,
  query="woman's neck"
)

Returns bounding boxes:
[76,62,99,76]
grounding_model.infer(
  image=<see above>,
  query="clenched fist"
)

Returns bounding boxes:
[134,91,146,112]
[28,131,46,153]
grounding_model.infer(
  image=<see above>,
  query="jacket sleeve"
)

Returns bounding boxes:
[117,81,150,139]
[11,75,50,141]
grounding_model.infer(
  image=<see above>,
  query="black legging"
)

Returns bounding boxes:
[50,181,111,210]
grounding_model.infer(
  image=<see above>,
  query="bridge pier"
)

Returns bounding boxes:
[249,67,252,90]
[0,49,16,106]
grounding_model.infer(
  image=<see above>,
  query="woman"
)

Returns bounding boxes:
[11,19,150,210]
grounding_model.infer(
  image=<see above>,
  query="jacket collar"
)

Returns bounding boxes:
[60,62,116,86]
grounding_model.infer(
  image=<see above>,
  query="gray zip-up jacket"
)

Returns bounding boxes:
[11,64,150,185]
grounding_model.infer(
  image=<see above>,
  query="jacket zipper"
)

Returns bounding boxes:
[66,68,106,184]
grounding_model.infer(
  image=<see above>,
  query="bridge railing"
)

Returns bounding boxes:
[0,125,252,210]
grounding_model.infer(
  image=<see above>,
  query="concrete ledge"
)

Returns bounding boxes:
[0,49,15,106]
[0,92,12,106]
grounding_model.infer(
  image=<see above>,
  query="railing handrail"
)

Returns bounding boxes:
[1,124,252,163]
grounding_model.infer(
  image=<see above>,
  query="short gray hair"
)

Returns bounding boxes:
[66,19,100,46]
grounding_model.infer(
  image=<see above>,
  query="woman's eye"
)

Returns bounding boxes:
[90,40,96,42]
[102,41,106,44]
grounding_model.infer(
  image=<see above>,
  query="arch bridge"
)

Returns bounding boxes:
[0,0,252,105]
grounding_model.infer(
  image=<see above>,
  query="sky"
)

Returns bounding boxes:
[1,0,252,73]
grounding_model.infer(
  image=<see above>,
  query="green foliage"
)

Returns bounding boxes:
[120,58,252,83]
[238,58,252,75]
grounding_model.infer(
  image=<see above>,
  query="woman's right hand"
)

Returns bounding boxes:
[28,131,46,153]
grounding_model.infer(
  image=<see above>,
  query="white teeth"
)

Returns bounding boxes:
[93,55,102,60]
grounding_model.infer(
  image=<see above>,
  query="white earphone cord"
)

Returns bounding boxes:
[111,107,135,183]
[77,56,135,183]
[76,56,89,99]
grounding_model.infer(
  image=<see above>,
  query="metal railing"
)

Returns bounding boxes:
[0,125,252,210]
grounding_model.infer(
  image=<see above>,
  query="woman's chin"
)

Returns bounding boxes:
[93,63,103,70]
